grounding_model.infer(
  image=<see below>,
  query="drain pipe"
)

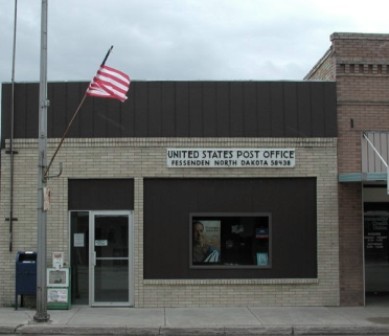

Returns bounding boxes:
[7,0,19,252]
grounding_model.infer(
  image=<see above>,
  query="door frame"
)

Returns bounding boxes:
[70,210,134,307]
[89,210,134,307]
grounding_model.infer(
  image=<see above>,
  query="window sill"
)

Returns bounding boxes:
[143,278,319,286]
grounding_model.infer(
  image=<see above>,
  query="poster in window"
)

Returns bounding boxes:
[256,252,269,266]
[192,220,221,263]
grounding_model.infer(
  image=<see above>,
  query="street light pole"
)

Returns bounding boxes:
[34,0,50,323]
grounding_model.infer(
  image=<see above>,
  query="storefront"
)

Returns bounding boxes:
[339,132,389,298]
[1,80,338,307]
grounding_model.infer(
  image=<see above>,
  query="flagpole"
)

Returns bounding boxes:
[34,0,50,322]
[44,94,87,178]
[101,45,113,66]
[44,46,114,178]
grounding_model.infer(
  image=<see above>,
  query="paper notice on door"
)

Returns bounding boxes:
[95,240,108,246]
[74,233,84,247]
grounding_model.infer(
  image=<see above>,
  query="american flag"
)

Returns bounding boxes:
[86,65,130,102]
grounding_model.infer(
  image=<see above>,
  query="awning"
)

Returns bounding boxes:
[339,132,389,192]
[338,172,387,182]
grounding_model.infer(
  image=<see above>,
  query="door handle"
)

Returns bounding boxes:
[93,251,96,266]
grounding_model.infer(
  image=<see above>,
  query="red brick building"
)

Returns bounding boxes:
[306,33,389,306]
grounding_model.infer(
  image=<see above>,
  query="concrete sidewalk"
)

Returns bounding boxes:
[1,304,389,335]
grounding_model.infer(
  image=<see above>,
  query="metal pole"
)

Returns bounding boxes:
[34,0,50,322]
[8,0,18,252]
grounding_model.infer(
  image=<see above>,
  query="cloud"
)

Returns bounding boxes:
[1,0,389,84]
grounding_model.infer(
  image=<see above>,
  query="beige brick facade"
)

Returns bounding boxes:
[1,137,338,307]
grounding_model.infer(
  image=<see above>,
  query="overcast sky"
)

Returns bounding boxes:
[1,0,389,84]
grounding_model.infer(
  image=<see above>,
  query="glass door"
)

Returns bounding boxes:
[90,211,133,306]
[70,212,90,305]
[364,209,389,294]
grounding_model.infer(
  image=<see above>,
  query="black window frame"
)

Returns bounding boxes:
[189,212,272,269]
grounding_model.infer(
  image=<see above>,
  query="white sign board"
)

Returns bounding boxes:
[74,233,85,247]
[95,240,108,247]
[48,288,68,303]
[167,148,295,168]
[52,252,64,269]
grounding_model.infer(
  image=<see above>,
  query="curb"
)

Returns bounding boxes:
[0,326,20,335]
[1,324,389,336]
[161,326,292,335]
[294,325,389,335]
[17,325,161,335]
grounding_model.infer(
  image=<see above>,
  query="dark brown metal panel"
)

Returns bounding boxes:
[283,82,299,137]
[229,82,244,137]
[230,82,244,136]
[257,83,272,137]
[68,179,134,210]
[66,83,89,137]
[270,82,284,137]
[175,82,190,137]
[78,85,95,137]
[12,84,39,139]
[133,82,149,137]
[123,84,135,137]
[1,83,12,144]
[310,82,326,137]
[2,83,38,141]
[215,82,230,136]
[324,82,337,136]
[1,81,337,144]
[148,82,162,136]
[144,178,317,279]
[189,83,203,137]
[203,82,217,137]
[48,82,135,137]
[48,83,68,138]
[82,89,96,137]
[94,97,123,137]
[242,82,258,137]
[23,84,39,139]
[297,82,313,137]
[80,84,95,137]
[161,82,176,137]
[88,83,128,138]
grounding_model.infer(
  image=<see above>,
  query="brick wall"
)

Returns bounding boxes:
[304,48,336,81]
[335,33,389,306]
[0,137,338,307]
[306,32,389,306]
[338,184,363,305]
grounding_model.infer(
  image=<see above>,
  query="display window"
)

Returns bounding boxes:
[190,213,271,268]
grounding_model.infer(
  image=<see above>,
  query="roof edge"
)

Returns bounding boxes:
[331,32,389,41]
[304,46,334,80]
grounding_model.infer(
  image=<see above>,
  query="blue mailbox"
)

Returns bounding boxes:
[15,251,37,310]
